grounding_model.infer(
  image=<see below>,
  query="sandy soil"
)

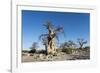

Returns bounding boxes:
[22,52,89,62]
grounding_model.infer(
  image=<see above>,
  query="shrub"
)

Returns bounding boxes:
[37,50,47,54]
[62,48,73,54]
[29,49,36,54]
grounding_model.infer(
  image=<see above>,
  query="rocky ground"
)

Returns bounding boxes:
[22,50,90,62]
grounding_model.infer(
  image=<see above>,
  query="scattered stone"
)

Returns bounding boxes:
[30,53,34,56]
[22,49,90,62]
[39,54,46,60]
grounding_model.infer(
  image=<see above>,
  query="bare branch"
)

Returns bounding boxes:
[77,38,87,49]
[39,34,48,40]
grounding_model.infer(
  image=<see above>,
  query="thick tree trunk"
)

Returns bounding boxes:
[47,35,56,55]
[42,22,61,55]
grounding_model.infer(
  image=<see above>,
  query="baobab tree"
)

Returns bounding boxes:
[39,21,64,55]
[77,38,87,49]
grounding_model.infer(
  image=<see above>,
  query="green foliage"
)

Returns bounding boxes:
[37,50,47,54]
[62,48,73,54]
[29,49,36,53]
[29,42,38,54]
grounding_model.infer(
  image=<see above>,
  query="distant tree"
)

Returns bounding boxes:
[31,42,38,49]
[77,38,87,49]
[59,40,76,54]
[60,40,76,49]
[29,42,38,53]
[67,40,76,48]
[29,49,36,53]
[60,42,69,49]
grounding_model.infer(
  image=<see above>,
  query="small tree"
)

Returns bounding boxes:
[29,49,36,53]
[67,40,76,48]
[77,38,87,49]
[29,42,38,53]
[60,40,76,49]
[60,40,76,54]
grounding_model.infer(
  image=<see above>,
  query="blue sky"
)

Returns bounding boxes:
[22,10,90,50]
